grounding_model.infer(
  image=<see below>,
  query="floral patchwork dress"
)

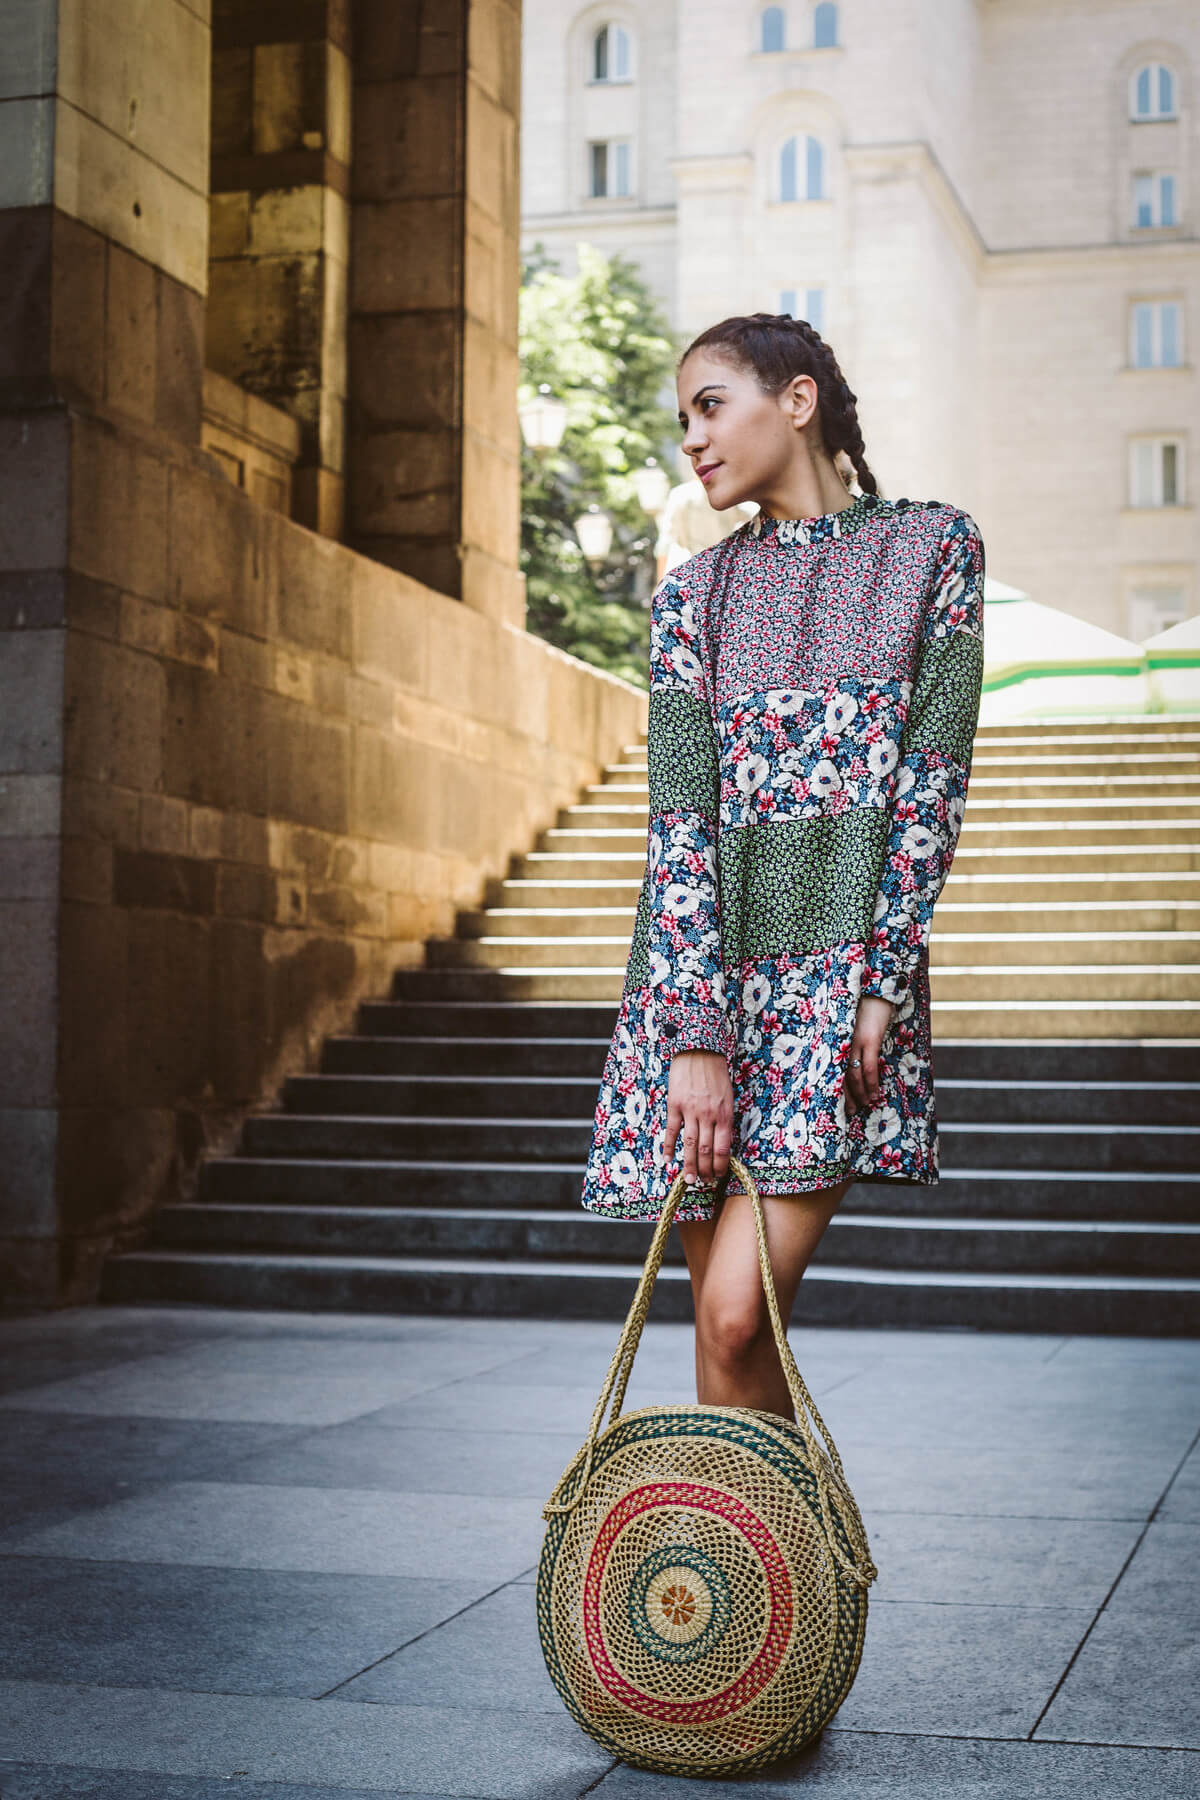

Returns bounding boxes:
[580,488,986,1223]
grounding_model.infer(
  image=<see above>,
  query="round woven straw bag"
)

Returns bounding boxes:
[537,1156,878,1778]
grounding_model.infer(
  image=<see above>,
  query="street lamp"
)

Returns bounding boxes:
[575,504,614,565]
[518,384,569,452]
[631,458,671,516]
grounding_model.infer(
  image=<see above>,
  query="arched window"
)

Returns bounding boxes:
[761,7,785,53]
[814,3,838,48]
[1130,62,1176,120]
[779,134,825,202]
[593,22,632,82]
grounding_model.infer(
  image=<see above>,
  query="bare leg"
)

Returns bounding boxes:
[678,1177,852,1419]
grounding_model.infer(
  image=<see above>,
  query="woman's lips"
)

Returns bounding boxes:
[697,464,720,485]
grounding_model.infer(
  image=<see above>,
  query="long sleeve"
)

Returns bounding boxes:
[643,570,735,1062]
[861,510,986,1006]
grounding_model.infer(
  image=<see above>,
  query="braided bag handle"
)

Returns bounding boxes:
[543,1156,877,1589]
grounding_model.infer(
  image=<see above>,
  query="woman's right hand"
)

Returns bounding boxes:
[665,1050,734,1188]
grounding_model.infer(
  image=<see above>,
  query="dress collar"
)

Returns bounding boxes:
[747,489,882,547]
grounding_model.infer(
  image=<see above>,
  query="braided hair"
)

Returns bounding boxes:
[678,312,879,498]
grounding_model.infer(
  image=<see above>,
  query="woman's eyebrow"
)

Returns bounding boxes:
[678,383,729,417]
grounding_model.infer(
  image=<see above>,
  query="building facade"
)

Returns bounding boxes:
[520,0,1199,640]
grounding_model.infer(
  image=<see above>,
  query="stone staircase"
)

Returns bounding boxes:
[102,716,1200,1333]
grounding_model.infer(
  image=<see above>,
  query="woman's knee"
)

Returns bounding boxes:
[697,1289,770,1368]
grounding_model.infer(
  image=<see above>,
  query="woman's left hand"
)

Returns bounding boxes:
[844,995,895,1116]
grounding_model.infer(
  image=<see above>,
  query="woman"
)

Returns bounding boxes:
[579,312,986,1419]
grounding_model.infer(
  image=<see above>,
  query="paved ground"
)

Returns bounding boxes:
[0,1302,1196,1799]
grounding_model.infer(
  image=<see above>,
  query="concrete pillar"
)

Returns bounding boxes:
[0,0,211,1305]
[206,0,350,539]
[348,0,524,625]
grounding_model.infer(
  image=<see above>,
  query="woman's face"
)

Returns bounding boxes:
[676,350,817,511]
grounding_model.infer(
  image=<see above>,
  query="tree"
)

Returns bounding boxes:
[519,243,682,689]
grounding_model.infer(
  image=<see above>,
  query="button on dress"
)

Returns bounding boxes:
[579,489,986,1222]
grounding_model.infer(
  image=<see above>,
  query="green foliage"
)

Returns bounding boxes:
[519,242,683,689]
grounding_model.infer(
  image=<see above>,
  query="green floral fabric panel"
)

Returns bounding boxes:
[647,688,720,817]
[718,810,891,964]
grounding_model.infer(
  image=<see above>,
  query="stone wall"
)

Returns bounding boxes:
[0,406,646,1306]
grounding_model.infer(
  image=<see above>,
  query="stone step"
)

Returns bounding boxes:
[282,1071,1199,1126]
[391,962,1200,1006]
[595,766,1200,791]
[453,901,1200,939]
[239,1111,1200,1172]
[348,1017,1200,1079]
[425,931,1200,971]
[148,1202,1200,1278]
[510,846,1200,880]
[620,720,1200,750]
[483,872,1200,910]
[197,1156,1200,1223]
[97,1247,1200,1334]
[562,799,1200,830]
[537,820,1200,853]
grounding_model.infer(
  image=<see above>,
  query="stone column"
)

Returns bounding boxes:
[0,0,210,1305]
[348,0,524,625]
[206,0,350,538]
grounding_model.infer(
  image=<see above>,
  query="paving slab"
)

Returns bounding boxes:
[0,1682,614,1796]
[588,1732,1200,1798]
[0,1482,544,1584]
[338,1581,559,1712]
[0,1772,444,1800]
[1160,1436,1200,1521]
[226,1420,585,1500]
[845,1441,1179,1520]
[0,1557,482,1697]
[865,1511,1143,1609]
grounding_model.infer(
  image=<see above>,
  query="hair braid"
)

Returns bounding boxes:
[678,310,879,497]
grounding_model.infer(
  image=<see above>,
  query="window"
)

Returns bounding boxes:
[592,23,631,82]
[814,3,838,48]
[1130,585,1188,641]
[1130,63,1176,120]
[1132,172,1177,228]
[1130,437,1184,507]
[1130,300,1183,368]
[780,286,826,330]
[761,7,785,53]
[589,139,632,198]
[779,134,825,201]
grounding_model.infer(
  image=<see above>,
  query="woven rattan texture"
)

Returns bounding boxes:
[536,1157,877,1777]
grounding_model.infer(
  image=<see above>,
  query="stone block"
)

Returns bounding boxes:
[54,1101,176,1238]
[156,274,204,443]
[352,74,462,202]
[69,413,169,599]
[346,433,457,539]
[125,908,211,1104]
[0,409,69,574]
[247,184,325,256]
[0,1107,56,1237]
[0,207,50,388]
[120,594,219,671]
[326,41,351,164]
[208,188,249,256]
[290,464,344,539]
[166,459,268,635]
[347,310,460,430]
[137,795,190,857]
[0,0,57,101]
[350,728,436,844]
[64,633,165,791]
[0,836,57,902]
[351,196,461,315]
[0,96,54,208]
[210,46,252,160]
[50,211,107,407]
[465,77,517,229]
[60,836,113,904]
[252,41,305,155]
[462,426,520,564]
[0,570,65,632]
[56,899,128,1108]
[271,515,353,659]
[264,697,349,836]
[67,572,120,639]
[0,900,56,1107]
[105,242,157,425]
[353,533,461,599]
[60,776,138,850]
[462,315,519,450]
[353,3,461,83]
[0,630,64,775]
[56,0,212,195]
[467,0,521,114]
[53,96,209,296]
[163,662,269,815]
[209,917,271,1100]
[350,556,429,691]
[0,1238,56,1306]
